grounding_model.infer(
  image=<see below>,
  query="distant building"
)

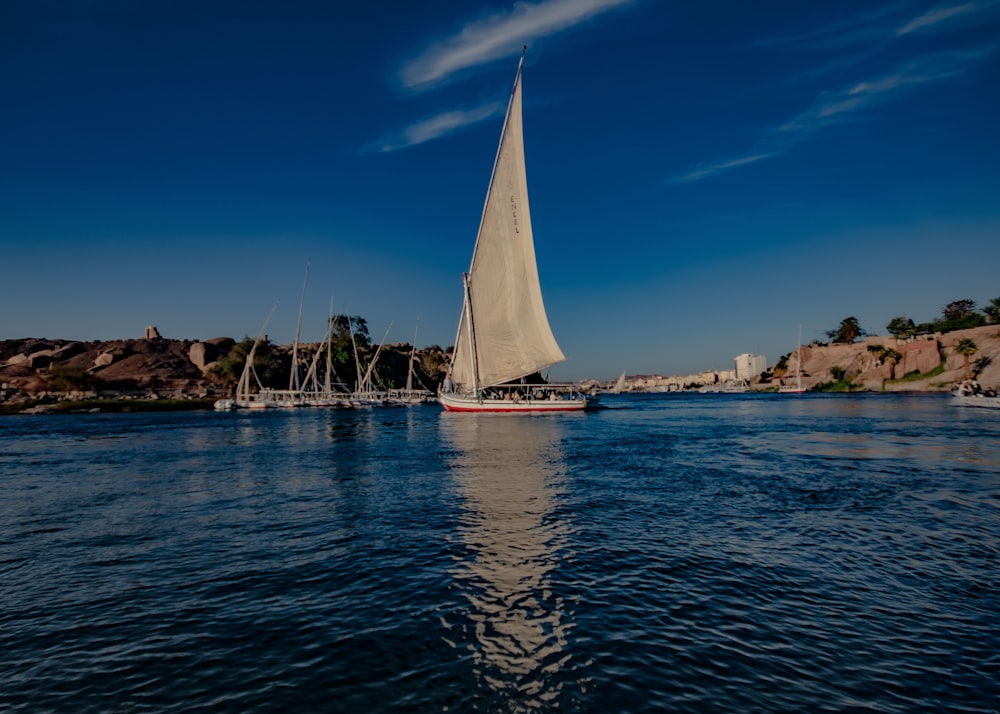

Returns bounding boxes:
[735,353,767,380]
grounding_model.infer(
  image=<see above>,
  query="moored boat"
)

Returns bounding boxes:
[779,325,807,394]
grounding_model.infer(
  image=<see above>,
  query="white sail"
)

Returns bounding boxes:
[449,54,566,392]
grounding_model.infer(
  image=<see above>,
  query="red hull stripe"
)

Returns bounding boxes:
[442,406,584,412]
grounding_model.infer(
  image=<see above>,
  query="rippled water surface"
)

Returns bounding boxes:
[2,393,998,712]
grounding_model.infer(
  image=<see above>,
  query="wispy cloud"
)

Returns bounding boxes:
[370,101,503,153]
[673,0,999,185]
[757,1,1000,48]
[400,0,634,91]
[671,154,776,184]
[753,4,904,50]
[897,1,990,35]
[778,47,993,135]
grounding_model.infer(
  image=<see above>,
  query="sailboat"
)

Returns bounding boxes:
[438,50,587,413]
[214,304,279,410]
[778,325,807,394]
[388,323,436,405]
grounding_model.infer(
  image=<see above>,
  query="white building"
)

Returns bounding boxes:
[734,353,767,380]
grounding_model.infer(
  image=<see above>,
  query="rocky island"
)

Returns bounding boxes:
[0,324,449,414]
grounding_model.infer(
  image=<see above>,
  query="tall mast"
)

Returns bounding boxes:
[406,320,419,392]
[462,274,479,393]
[289,262,309,391]
[796,324,803,390]
[348,313,363,392]
[325,296,334,393]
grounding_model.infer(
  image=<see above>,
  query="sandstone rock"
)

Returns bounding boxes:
[145,325,161,339]
[94,352,115,368]
[189,342,212,372]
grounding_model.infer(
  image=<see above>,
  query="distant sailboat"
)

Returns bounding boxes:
[611,371,627,394]
[214,304,279,410]
[779,325,807,394]
[438,50,586,413]
[388,322,436,405]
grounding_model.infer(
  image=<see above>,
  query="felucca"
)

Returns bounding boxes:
[438,50,586,413]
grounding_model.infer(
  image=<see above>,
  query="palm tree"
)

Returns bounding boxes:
[883,348,901,380]
[886,316,916,343]
[985,297,1000,325]
[955,339,978,380]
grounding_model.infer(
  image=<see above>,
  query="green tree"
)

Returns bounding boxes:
[209,337,287,391]
[984,297,1000,324]
[209,337,255,389]
[937,299,985,332]
[867,344,886,363]
[943,299,976,321]
[955,339,978,380]
[330,315,371,348]
[827,316,865,344]
[886,316,916,342]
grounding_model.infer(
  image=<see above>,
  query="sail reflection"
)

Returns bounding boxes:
[441,414,578,711]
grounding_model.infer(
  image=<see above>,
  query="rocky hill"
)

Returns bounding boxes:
[0,333,447,407]
[761,324,1000,392]
[0,336,235,400]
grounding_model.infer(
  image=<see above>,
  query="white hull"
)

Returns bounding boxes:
[439,391,587,413]
[214,392,355,410]
[952,393,1000,409]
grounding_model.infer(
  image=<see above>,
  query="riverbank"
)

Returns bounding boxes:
[4,325,998,413]
[759,325,1000,392]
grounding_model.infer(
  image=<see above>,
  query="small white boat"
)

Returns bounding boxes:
[779,325,807,394]
[952,380,1000,409]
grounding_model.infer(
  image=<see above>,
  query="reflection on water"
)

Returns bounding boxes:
[441,414,577,711]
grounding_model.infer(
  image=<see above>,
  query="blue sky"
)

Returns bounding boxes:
[2,0,998,381]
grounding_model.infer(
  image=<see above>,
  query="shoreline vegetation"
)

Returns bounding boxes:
[3,301,999,415]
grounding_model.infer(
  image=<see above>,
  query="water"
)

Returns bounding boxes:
[1,393,997,713]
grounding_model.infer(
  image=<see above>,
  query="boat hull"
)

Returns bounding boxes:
[952,394,1000,409]
[439,391,587,412]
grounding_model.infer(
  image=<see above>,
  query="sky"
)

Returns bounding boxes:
[2,0,998,381]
